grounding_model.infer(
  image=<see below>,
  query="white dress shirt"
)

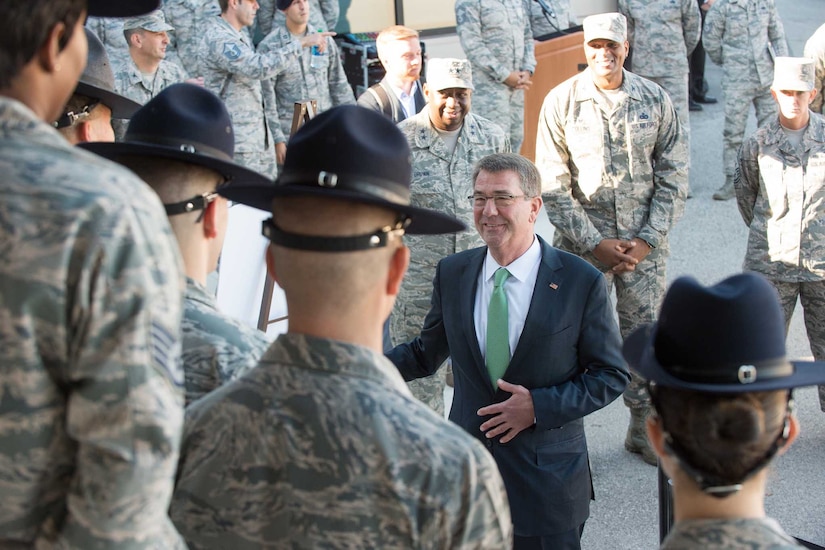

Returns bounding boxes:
[390,81,421,118]
[474,236,542,362]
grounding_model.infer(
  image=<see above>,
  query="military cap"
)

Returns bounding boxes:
[583,12,627,44]
[426,58,474,91]
[772,56,815,91]
[623,273,825,393]
[88,0,160,17]
[122,9,174,33]
[219,105,466,251]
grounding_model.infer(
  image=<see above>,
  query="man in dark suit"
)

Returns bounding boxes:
[356,25,426,123]
[388,152,630,549]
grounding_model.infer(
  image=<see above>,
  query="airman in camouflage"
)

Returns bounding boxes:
[661,518,802,548]
[394,59,510,415]
[618,0,701,137]
[702,0,789,200]
[804,23,825,115]
[162,0,222,77]
[258,0,354,163]
[256,0,339,41]
[113,11,190,139]
[199,0,328,178]
[0,1,186,546]
[536,13,688,465]
[529,0,574,38]
[170,105,512,548]
[82,83,275,407]
[455,0,536,152]
[734,57,825,412]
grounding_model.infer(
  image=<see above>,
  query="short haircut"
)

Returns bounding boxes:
[124,27,142,47]
[0,0,86,88]
[376,25,419,60]
[219,0,231,13]
[472,153,540,197]
[113,156,223,206]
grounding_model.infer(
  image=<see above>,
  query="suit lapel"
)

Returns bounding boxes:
[506,238,563,374]
[460,249,488,385]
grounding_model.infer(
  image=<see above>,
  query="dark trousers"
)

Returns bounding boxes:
[513,523,585,550]
[689,0,708,98]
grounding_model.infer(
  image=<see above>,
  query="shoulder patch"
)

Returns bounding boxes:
[222,42,242,61]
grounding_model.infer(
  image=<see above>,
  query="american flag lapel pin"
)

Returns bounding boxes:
[549,283,558,290]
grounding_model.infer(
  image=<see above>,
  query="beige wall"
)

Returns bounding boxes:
[402,0,457,30]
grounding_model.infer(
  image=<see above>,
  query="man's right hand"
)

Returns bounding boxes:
[593,239,638,273]
[299,32,336,51]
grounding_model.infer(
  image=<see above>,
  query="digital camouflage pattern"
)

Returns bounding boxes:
[86,16,131,65]
[703,0,789,177]
[170,333,513,548]
[112,57,189,139]
[455,0,536,152]
[181,278,271,405]
[803,23,825,115]
[199,15,301,177]
[163,0,222,76]
[528,0,573,38]
[393,110,510,414]
[735,113,825,411]
[258,26,354,140]
[618,0,701,132]
[256,0,339,42]
[536,68,688,407]
[661,517,803,549]
[0,97,186,548]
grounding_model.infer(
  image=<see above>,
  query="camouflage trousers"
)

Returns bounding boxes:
[644,73,690,142]
[722,84,774,177]
[391,260,447,416]
[472,73,525,153]
[236,147,278,180]
[601,250,667,411]
[771,279,825,412]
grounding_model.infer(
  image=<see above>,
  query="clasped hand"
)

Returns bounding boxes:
[477,379,535,444]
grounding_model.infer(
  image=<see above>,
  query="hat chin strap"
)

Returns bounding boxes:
[261,217,409,252]
[661,398,793,499]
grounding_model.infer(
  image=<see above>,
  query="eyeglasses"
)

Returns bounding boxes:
[468,194,532,208]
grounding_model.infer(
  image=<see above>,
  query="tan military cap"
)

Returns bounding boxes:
[583,12,627,44]
[426,58,474,91]
[122,9,174,32]
[772,57,815,91]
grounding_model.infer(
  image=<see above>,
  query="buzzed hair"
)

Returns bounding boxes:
[472,153,541,197]
[376,25,419,60]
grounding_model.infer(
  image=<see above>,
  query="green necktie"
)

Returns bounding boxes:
[486,268,511,387]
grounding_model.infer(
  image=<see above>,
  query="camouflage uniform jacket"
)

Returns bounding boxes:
[536,68,689,256]
[0,97,186,548]
[804,23,825,114]
[170,333,513,548]
[455,0,537,83]
[256,0,339,42]
[86,16,130,65]
[661,517,802,549]
[113,56,189,106]
[529,0,573,38]
[618,0,701,76]
[163,0,222,76]
[199,15,301,154]
[182,277,271,405]
[735,114,825,281]
[258,26,355,140]
[702,0,788,88]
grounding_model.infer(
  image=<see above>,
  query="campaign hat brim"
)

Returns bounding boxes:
[87,0,161,17]
[75,82,142,120]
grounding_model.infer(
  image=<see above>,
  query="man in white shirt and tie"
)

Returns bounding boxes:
[388,152,629,549]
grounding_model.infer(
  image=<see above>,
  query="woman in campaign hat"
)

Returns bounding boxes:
[623,272,825,548]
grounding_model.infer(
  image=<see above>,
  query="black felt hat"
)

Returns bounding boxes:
[623,273,825,393]
[70,28,142,121]
[88,0,160,17]
[79,83,272,188]
[220,105,466,236]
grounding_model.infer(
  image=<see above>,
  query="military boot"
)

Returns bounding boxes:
[624,407,657,466]
[713,175,735,201]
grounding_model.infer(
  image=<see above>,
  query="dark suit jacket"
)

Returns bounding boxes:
[387,236,629,537]
[356,78,426,124]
